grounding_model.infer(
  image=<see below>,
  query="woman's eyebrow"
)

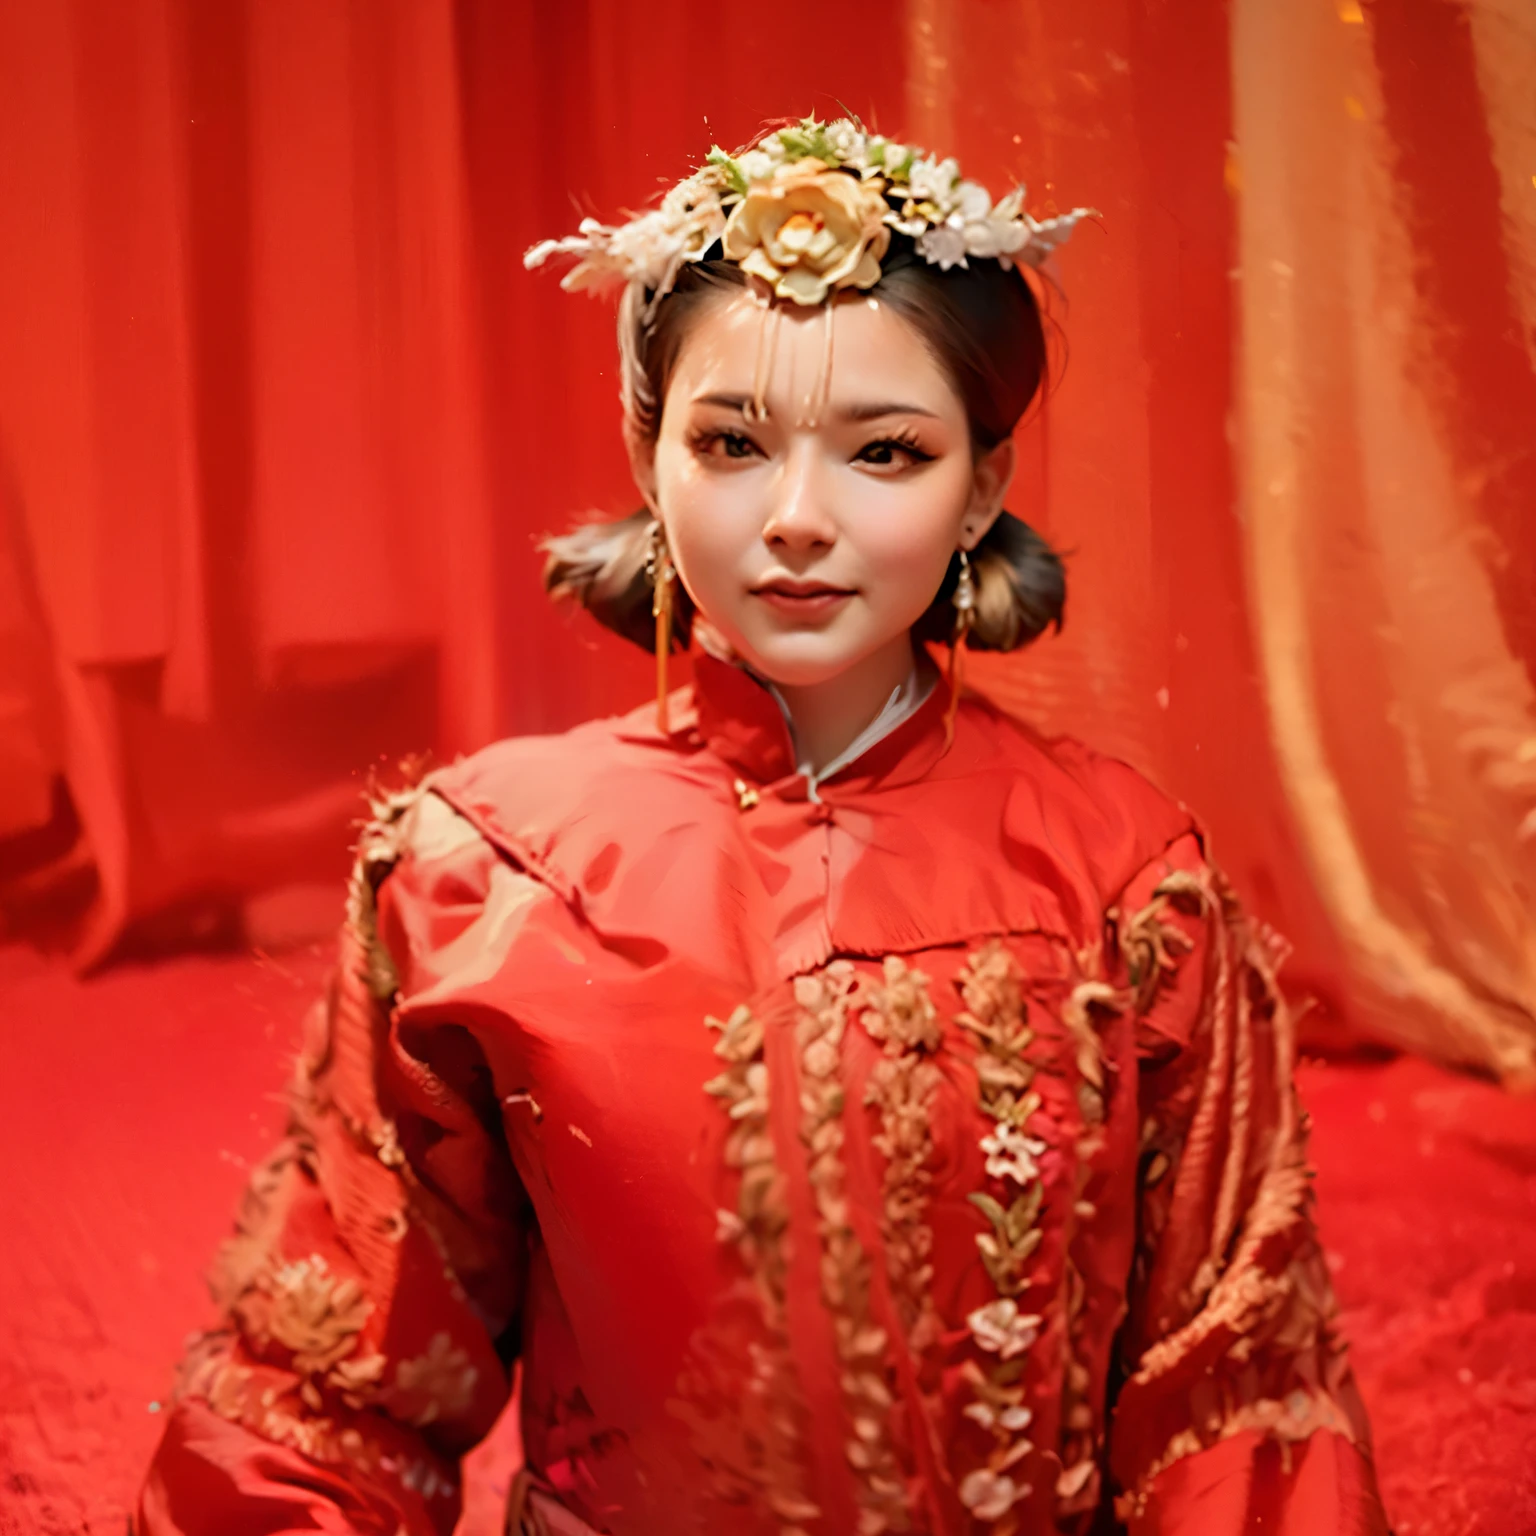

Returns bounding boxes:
[838,400,942,423]
[688,391,940,423]
[690,391,756,413]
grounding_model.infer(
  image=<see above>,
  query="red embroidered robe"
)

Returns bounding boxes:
[138,654,1387,1535]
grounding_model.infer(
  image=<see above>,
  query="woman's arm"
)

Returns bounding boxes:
[1106,833,1389,1534]
[138,789,537,1535]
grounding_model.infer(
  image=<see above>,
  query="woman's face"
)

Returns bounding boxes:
[635,288,1014,690]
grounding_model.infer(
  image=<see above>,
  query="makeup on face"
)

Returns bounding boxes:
[648,290,998,694]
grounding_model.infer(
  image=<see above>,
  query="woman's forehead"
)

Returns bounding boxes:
[670,291,961,421]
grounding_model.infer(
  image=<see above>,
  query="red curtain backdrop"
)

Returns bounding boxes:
[1,1,1532,1075]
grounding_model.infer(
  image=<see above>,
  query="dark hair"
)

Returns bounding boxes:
[543,233,1065,654]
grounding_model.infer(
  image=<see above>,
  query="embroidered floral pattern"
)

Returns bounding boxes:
[1116,880,1197,1016]
[178,1333,459,1509]
[967,1298,1042,1360]
[1061,977,1119,1133]
[328,1348,388,1407]
[954,941,1045,1529]
[1055,965,1128,1518]
[796,962,913,1534]
[1110,863,1368,1513]
[858,957,945,1362]
[347,781,425,1002]
[691,1003,819,1534]
[171,782,509,1519]
[1053,1257,1099,1518]
[255,1254,372,1375]
[392,1331,479,1426]
[979,1123,1045,1187]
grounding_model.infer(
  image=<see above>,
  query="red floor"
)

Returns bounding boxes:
[2,940,1533,1535]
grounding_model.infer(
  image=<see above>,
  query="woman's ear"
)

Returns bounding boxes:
[625,419,660,516]
[959,437,1016,550]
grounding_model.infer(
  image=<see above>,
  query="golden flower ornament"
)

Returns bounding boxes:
[525,115,1094,307]
[722,160,890,305]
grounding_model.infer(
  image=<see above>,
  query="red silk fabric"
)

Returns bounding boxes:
[138,658,1384,1532]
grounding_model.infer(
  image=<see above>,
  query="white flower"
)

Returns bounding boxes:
[990,185,1026,222]
[967,1298,1042,1360]
[738,149,776,183]
[1021,207,1095,262]
[916,222,968,271]
[963,215,1031,262]
[962,1400,1034,1433]
[525,204,707,295]
[907,154,960,205]
[979,1122,1046,1185]
[955,180,991,221]
[880,141,909,174]
[611,210,689,273]
[825,119,865,161]
[959,1468,1031,1520]
[661,172,708,215]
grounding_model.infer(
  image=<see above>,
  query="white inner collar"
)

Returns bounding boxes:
[765,657,938,799]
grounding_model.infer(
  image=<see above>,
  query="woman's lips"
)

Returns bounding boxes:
[751,582,856,619]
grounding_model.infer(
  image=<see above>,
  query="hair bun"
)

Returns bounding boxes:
[914,513,1065,653]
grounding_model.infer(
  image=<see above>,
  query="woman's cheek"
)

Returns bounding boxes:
[841,472,967,582]
[666,485,756,622]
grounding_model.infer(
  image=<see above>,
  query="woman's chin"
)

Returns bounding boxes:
[736,635,893,691]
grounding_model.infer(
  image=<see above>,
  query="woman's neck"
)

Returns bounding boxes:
[770,633,919,776]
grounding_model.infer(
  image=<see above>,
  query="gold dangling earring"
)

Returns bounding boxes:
[646,518,676,732]
[945,547,975,747]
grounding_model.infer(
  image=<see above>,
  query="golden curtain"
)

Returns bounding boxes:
[906,0,1536,1082]
[1233,0,1536,1080]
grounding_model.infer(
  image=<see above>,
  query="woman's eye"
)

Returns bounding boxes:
[694,429,760,460]
[856,437,932,468]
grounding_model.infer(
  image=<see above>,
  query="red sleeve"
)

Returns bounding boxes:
[138,789,535,1535]
[1105,833,1389,1534]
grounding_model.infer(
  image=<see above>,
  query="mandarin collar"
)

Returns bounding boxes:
[689,647,953,796]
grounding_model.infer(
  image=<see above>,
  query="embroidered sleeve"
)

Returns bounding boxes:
[138,788,538,1536]
[1105,834,1388,1534]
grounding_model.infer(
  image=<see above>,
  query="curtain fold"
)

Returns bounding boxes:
[1231,0,1536,1079]
[0,0,1531,1079]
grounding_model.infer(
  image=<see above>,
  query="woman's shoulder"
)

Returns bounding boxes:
[420,698,707,897]
[959,695,1201,898]
[363,706,678,996]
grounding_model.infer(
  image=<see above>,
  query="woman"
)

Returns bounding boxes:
[139,117,1386,1535]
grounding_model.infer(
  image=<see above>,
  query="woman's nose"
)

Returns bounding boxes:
[761,443,836,552]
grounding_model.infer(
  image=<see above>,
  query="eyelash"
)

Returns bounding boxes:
[859,428,933,466]
[688,428,935,466]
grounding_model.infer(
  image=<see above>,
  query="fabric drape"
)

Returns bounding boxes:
[0,0,1531,1076]
[1230,0,1536,1080]
[899,0,1536,1080]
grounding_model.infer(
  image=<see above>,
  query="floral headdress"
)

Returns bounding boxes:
[525,115,1094,309]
